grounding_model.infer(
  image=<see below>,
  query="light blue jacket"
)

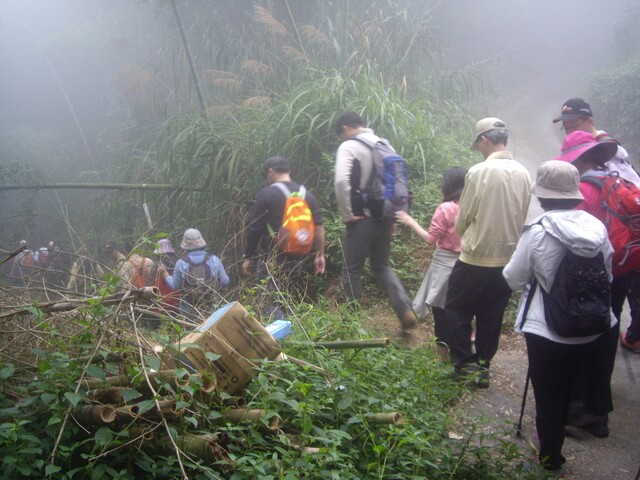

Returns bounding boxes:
[165,249,229,290]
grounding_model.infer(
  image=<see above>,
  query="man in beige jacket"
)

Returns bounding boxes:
[445,118,531,387]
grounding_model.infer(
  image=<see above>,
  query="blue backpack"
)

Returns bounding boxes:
[353,135,410,220]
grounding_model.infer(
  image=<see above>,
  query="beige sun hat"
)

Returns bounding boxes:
[533,160,584,201]
[471,117,508,148]
[154,238,175,254]
[180,228,206,251]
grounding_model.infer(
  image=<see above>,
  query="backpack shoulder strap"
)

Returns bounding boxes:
[580,174,606,190]
[298,185,306,199]
[272,182,291,198]
[595,132,620,145]
[352,135,374,150]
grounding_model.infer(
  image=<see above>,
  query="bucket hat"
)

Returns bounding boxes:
[555,131,617,165]
[180,228,206,251]
[533,160,584,201]
[154,238,175,254]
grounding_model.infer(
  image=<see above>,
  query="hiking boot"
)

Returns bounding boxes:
[620,332,640,353]
[451,363,490,389]
[399,310,418,333]
[569,413,609,438]
[580,417,609,438]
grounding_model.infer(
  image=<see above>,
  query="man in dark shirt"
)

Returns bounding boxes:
[242,156,325,319]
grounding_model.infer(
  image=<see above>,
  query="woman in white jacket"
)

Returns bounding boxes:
[503,160,615,477]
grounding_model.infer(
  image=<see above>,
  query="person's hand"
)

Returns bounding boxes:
[345,215,366,224]
[157,264,169,279]
[241,258,254,276]
[314,254,326,275]
[395,210,413,226]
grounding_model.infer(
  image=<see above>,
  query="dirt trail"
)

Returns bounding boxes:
[371,91,640,478]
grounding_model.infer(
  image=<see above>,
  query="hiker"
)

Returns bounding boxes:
[162,228,229,321]
[102,241,154,289]
[445,117,531,387]
[333,111,417,336]
[554,99,640,355]
[241,156,325,321]
[144,240,179,319]
[554,131,620,437]
[10,240,36,286]
[503,160,614,478]
[552,97,640,186]
[155,238,178,275]
[395,166,467,359]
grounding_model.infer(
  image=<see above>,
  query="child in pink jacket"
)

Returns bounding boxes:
[396,167,467,357]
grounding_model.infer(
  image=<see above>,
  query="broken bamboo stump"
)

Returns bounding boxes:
[366,412,403,425]
[223,408,280,430]
[74,405,116,425]
[312,338,390,350]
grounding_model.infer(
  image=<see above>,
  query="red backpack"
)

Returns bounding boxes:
[582,172,640,277]
[272,183,315,255]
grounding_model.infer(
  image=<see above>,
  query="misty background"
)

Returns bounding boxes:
[1,0,639,257]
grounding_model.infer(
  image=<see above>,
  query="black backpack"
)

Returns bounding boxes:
[524,250,611,337]
[182,254,213,296]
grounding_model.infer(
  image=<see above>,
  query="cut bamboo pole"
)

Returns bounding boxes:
[115,405,139,421]
[138,433,224,462]
[0,183,201,191]
[0,287,160,320]
[276,353,327,375]
[312,338,390,350]
[86,387,127,404]
[367,412,403,425]
[223,409,279,430]
[148,370,191,388]
[190,374,217,393]
[74,405,116,425]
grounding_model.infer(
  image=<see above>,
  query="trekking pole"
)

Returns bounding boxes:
[516,368,530,438]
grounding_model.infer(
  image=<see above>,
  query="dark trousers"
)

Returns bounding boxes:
[255,252,310,321]
[526,332,611,470]
[613,270,640,343]
[444,261,512,369]
[432,307,448,344]
[341,217,412,319]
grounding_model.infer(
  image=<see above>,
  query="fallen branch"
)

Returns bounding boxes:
[0,287,159,320]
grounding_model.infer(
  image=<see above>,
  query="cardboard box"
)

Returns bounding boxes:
[161,302,280,394]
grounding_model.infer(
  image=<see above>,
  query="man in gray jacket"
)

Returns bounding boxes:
[333,111,417,335]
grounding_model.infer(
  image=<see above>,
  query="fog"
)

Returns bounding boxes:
[0,0,637,249]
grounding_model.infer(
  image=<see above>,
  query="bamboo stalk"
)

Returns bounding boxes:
[223,409,279,430]
[0,287,159,320]
[190,374,217,393]
[139,433,224,462]
[312,338,390,350]
[367,412,403,425]
[0,183,201,191]
[74,405,116,425]
[276,353,327,375]
[142,398,184,419]
[86,387,127,404]
[82,374,131,389]
[149,370,191,388]
[115,405,139,421]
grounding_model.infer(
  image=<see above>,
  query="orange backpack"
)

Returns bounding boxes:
[272,183,315,255]
[129,255,152,288]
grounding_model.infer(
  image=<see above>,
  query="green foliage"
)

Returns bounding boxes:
[0,295,540,479]
[589,55,640,161]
